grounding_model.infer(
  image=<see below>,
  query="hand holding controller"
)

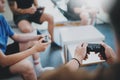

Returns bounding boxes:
[42,35,50,43]
[87,44,107,60]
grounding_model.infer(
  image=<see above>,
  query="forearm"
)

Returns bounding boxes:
[66,58,82,71]
[12,34,39,42]
[0,47,37,67]
[34,0,39,8]
[15,8,29,14]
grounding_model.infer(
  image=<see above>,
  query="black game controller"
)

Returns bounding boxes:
[37,7,45,11]
[87,44,107,60]
[42,35,49,43]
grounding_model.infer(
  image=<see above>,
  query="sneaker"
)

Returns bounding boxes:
[37,29,42,35]
[51,42,62,49]
[42,67,54,72]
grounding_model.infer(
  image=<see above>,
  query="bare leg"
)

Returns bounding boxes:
[18,20,43,77]
[40,13,54,42]
[18,20,34,33]
[10,59,37,80]
[88,9,97,25]
[80,12,90,25]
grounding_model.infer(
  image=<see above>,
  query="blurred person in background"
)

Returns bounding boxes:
[67,0,97,25]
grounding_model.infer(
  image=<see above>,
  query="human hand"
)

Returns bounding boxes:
[37,34,51,40]
[99,42,117,64]
[27,6,37,14]
[33,37,51,52]
[74,43,88,64]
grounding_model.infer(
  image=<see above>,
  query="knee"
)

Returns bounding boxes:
[21,27,34,33]
[46,14,54,23]
[80,13,90,24]
[21,61,35,76]
[19,26,34,33]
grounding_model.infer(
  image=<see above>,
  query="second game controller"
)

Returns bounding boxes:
[42,35,49,43]
[87,44,107,60]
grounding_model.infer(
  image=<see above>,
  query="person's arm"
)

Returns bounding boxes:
[11,33,44,43]
[8,0,36,14]
[34,0,39,8]
[0,38,51,67]
[0,47,37,67]
[66,43,87,71]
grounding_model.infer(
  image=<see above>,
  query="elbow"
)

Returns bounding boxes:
[0,61,8,67]
[0,57,9,67]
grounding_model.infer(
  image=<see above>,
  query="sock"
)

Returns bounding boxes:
[34,58,43,77]
[34,58,55,77]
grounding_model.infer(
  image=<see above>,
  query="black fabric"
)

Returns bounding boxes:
[5,42,19,55]
[14,11,43,25]
[0,66,15,79]
[0,42,19,78]
[51,0,81,21]
[58,7,80,21]
[11,0,43,25]
[16,0,33,9]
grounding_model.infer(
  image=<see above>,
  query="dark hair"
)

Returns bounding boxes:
[109,0,120,42]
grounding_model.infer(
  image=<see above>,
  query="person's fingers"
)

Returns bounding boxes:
[47,39,51,44]
[76,43,82,49]
[82,43,88,48]
[84,55,88,60]
[38,35,44,40]
[98,54,104,60]
[47,34,51,38]
[39,38,44,42]
[100,42,107,48]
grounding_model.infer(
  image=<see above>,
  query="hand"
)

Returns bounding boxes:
[33,37,51,52]
[38,34,51,41]
[99,42,116,64]
[27,6,37,14]
[37,35,44,40]
[74,43,88,64]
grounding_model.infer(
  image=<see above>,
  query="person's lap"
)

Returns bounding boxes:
[15,11,44,33]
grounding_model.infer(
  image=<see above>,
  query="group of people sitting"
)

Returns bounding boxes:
[0,0,120,80]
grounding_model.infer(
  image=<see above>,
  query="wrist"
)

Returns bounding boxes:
[72,58,81,68]
[31,46,38,54]
[74,56,83,64]
[107,55,117,64]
